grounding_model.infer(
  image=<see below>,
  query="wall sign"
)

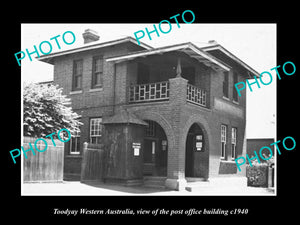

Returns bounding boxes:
[132,142,141,156]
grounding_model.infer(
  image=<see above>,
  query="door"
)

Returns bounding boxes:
[185,133,194,177]
[182,67,195,85]
[137,63,150,84]
[143,139,156,175]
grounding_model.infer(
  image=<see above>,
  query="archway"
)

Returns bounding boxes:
[143,120,168,176]
[185,123,208,178]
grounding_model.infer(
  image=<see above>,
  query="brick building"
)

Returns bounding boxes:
[39,29,260,190]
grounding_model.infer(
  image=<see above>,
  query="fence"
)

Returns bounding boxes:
[23,136,64,182]
[80,142,105,182]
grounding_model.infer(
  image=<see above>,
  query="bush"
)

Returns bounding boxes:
[246,154,274,187]
[23,82,82,137]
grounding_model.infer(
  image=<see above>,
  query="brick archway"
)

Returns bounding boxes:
[131,110,176,154]
[181,114,212,179]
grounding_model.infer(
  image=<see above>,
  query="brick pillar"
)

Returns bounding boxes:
[165,77,188,191]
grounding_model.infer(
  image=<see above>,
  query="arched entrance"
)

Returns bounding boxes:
[185,123,208,178]
[143,120,168,176]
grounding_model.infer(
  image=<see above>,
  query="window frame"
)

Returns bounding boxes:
[145,120,156,137]
[221,124,227,159]
[233,72,239,102]
[69,129,81,155]
[91,56,103,89]
[89,118,102,144]
[223,71,229,99]
[231,127,237,160]
[72,59,83,91]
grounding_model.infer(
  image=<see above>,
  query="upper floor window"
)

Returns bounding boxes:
[72,59,83,91]
[221,124,227,159]
[90,118,102,144]
[92,56,103,88]
[233,72,238,102]
[223,71,229,98]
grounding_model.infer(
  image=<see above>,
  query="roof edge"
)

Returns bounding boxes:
[38,36,153,64]
[106,42,231,72]
[201,44,260,77]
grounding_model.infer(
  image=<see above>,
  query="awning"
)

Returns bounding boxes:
[102,109,148,126]
[106,42,231,72]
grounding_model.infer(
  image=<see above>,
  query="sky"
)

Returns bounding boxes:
[21,23,276,138]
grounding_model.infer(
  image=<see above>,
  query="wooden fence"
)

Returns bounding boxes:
[23,136,64,182]
[80,142,105,183]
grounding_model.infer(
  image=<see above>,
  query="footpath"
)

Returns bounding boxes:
[22,176,274,196]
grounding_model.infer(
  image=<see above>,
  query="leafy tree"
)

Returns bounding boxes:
[23,82,82,137]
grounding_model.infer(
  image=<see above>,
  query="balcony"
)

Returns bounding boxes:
[129,81,170,103]
[187,83,207,107]
[129,80,207,108]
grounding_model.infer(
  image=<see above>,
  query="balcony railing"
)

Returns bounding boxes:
[129,81,170,103]
[187,84,207,107]
[129,81,207,108]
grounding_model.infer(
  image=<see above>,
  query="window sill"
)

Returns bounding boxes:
[66,154,82,158]
[222,96,230,101]
[70,90,83,95]
[233,100,239,105]
[220,160,236,164]
[89,87,103,92]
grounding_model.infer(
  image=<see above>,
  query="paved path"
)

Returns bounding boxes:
[22,177,275,196]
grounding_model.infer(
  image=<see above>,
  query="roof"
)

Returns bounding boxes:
[106,42,231,72]
[38,36,153,64]
[201,44,260,77]
[38,35,259,77]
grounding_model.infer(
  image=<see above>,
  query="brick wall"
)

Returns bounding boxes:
[53,43,248,181]
[54,42,145,180]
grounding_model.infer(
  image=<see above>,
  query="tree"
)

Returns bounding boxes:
[23,82,82,137]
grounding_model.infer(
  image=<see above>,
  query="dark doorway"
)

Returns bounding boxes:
[185,133,194,177]
[182,66,195,85]
[143,120,168,176]
[185,123,206,178]
[137,62,150,84]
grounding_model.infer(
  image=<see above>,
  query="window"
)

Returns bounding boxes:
[233,72,238,102]
[70,129,81,155]
[223,71,229,98]
[90,118,102,144]
[145,120,156,137]
[221,125,227,159]
[92,56,103,88]
[72,59,83,90]
[231,127,237,160]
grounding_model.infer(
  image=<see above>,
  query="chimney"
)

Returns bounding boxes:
[82,29,100,44]
[208,40,217,45]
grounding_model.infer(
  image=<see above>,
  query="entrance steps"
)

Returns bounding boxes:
[143,176,167,188]
[142,176,247,191]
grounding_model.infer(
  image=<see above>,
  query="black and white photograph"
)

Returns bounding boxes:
[20,23,276,196]
[4,5,298,221]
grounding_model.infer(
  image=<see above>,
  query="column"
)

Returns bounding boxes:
[165,75,188,190]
